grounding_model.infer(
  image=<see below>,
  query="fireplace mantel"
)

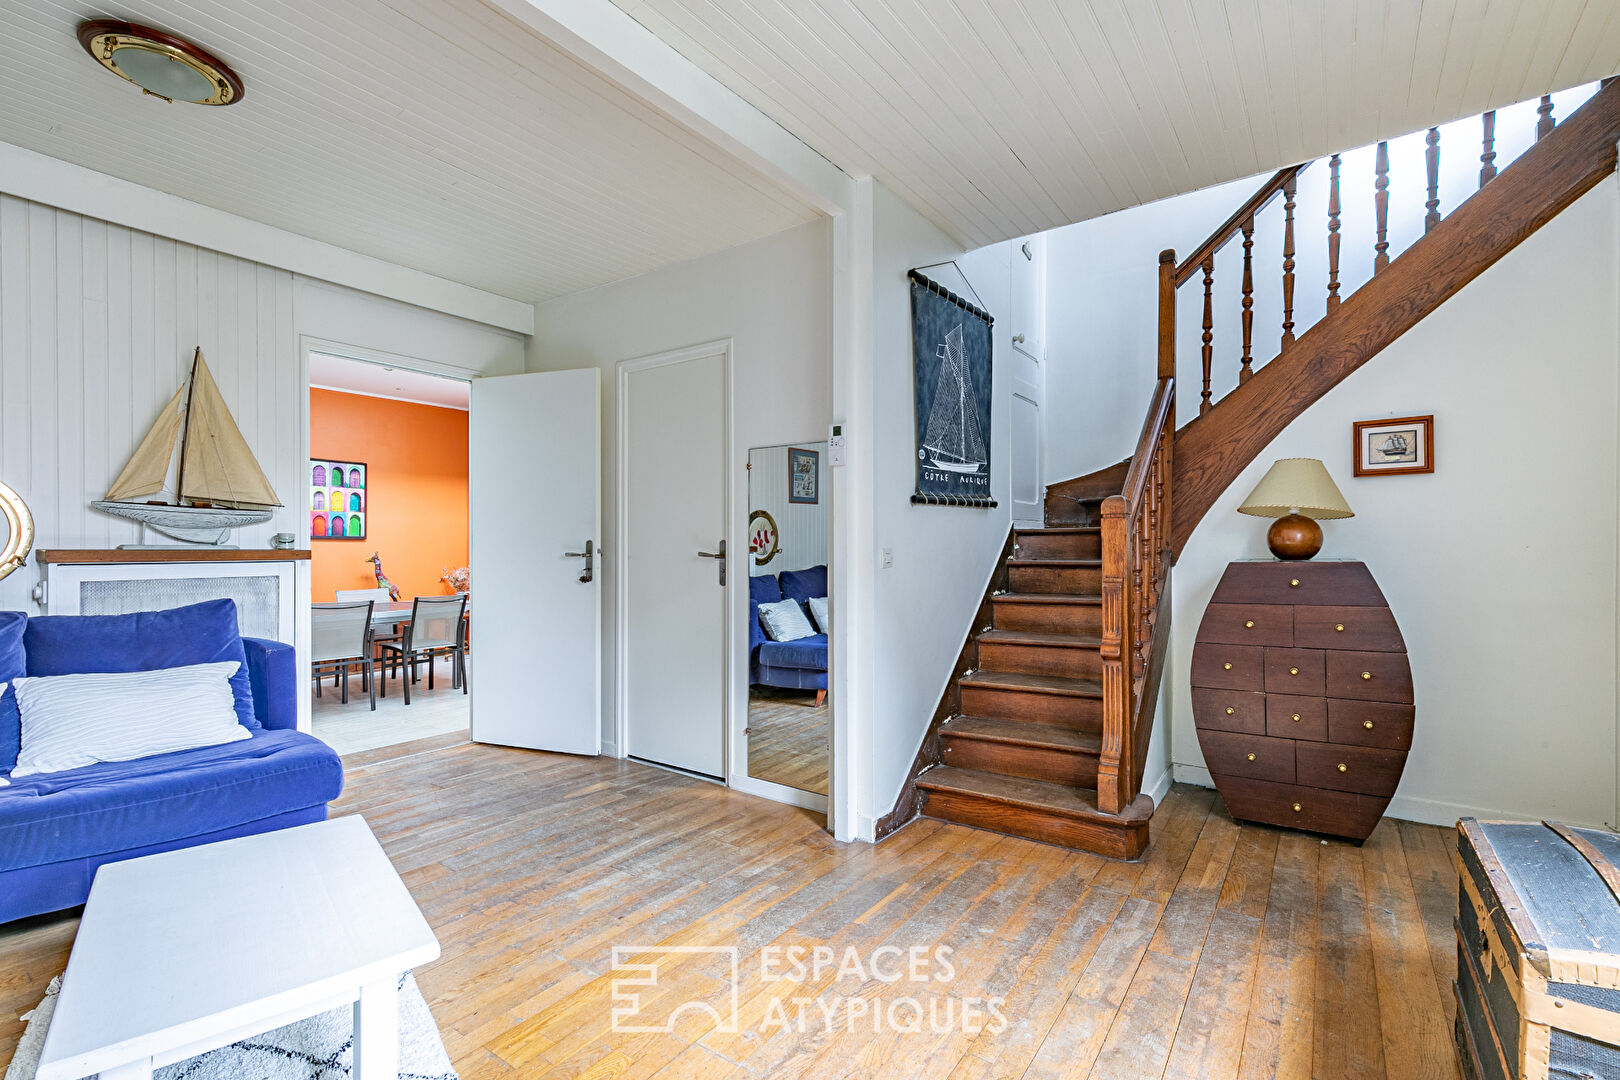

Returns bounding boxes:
[36,549,311,564]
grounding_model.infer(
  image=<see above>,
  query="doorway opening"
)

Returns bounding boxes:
[307,350,472,757]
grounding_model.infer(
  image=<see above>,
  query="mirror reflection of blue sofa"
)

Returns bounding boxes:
[749,564,827,703]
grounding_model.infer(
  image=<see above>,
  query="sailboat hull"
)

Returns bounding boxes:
[91,501,272,546]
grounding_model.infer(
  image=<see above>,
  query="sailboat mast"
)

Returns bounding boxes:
[175,347,200,505]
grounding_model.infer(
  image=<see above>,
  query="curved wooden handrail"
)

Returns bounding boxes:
[1122,377,1174,514]
[1173,163,1310,285]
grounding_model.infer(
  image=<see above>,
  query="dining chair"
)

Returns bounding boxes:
[311,600,376,710]
[375,594,468,705]
[339,587,404,682]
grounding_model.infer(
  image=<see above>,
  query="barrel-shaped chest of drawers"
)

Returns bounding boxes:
[1191,560,1413,841]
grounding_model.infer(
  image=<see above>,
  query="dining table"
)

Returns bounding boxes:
[367,598,470,630]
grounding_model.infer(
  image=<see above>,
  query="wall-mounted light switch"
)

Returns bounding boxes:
[879,547,893,569]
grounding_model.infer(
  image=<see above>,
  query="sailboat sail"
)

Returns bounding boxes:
[180,354,280,507]
[921,323,987,473]
[103,384,186,502]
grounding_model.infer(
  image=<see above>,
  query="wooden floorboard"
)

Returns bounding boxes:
[0,745,1465,1079]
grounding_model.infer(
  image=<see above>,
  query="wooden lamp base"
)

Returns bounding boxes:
[1267,514,1322,560]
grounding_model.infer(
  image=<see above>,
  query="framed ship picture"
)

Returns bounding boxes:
[310,459,367,539]
[1353,416,1433,476]
[788,447,819,504]
[909,269,995,507]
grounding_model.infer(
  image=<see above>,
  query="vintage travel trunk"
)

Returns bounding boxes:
[1455,818,1620,1080]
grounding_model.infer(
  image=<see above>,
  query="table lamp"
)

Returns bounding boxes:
[1237,458,1354,560]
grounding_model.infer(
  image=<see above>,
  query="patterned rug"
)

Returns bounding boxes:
[5,971,456,1080]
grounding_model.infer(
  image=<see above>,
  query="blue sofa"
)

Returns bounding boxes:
[749,564,828,692]
[0,599,345,923]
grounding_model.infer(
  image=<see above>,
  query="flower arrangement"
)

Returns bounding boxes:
[442,565,470,593]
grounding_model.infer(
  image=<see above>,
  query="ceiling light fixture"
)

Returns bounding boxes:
[77,20,244,106]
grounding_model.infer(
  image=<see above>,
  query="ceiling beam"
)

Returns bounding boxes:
[482,0,855,217]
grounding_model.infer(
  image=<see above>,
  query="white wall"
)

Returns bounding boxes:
[748,442,828,577]
[527,219,833,755]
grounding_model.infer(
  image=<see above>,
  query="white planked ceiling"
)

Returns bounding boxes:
[309,351,471,410]
[608,0,1620,247]
[0,0,820,304]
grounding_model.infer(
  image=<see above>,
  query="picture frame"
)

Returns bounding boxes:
[788,447,819,504]
[1352,415,1433,477]
[310,459,367,539]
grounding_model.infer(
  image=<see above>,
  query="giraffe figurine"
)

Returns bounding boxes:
[366,551,401,601]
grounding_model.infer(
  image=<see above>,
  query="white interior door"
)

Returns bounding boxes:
[469,368,600,754]
[1009,235,1047,527]
[622,349,726,777]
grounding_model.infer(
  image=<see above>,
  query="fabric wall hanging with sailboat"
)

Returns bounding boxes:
[92,348,281,546]
[909,269,995,507]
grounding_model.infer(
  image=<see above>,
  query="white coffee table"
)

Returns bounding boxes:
[34,815,440,1080]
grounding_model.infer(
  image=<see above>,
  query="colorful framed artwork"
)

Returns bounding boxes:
[788,447,819,504]
[1352,415,1434,477]
[309,459,367,539]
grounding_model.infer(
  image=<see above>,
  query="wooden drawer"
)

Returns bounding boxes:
[1197,604,1293,646]
[1327,700,1415,750]
[1192,688,1266,735]
[1293,605,1405,652]
[1190,643,1264,690]
[1216,776,1387,839]
[1197,729,1295,784]
[1264,648,1325,695]
[1210,562,1388,607]
[1266,694,1327,741]
[1326,650,1414,702]
[1295,741,1408,797]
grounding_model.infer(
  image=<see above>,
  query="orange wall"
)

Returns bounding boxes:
[310,389,468,602]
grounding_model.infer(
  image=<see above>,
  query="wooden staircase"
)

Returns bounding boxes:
[883,80,1620,860]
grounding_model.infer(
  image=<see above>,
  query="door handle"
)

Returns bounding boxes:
[564,539,594,583]
[697,539,726,586]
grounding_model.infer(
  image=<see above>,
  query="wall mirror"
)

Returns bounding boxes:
[745,441,829,796]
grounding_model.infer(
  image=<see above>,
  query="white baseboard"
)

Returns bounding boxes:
[1142,765,1174,808]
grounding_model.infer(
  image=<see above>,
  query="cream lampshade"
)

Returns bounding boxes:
[1237,458,1354,560]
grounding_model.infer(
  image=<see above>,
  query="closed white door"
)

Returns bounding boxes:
[1009,236,1047,527]
[622,349,726,777]
[469,368,601,755]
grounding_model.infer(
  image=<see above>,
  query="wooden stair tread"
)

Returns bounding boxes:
[942,715,1102,753]
[977,629,1102,649]
[1015,526,1100,535]
[917,766,1152,824]
[961,670,1103,697]
[1006,557,1102,568]
[995,591,1102,605]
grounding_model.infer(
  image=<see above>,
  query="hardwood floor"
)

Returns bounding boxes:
[0,745,1461,1079]
[747,688,829,795]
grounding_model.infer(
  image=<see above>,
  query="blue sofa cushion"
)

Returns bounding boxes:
[0,729,343,873]
[758,633,828,671]
[0,611,25,774]
[780,565,827,605]
[749,574,783,605]
[23,600,259,730]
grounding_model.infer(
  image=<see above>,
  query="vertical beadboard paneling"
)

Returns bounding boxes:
[747,442,829,578]
[0,194,299,612]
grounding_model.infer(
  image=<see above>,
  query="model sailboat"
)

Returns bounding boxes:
[92,348,281,546]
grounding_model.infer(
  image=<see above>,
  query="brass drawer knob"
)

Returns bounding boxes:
[1335,624,1345,632]
[1223,662,1233,670]
[1289,667,1299,676]
[1361,671,1372,680]
[1244,620,1255,628]
[1292,803,1302,812]
[1225,707,1235,715]
[1246,753,1256,762]
[1337,763,1348,773]
[1289,578,1300,587]
[1363,720,1375,730]
[1292,713,1302,722]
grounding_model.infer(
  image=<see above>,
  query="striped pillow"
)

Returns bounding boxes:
[10,662,251,778]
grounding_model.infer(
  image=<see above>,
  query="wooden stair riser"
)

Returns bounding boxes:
[991,597,1103,635]
[1008,564,1102,595]
[938,732,1100,786]
[976,640,1102,680]
[918,787,1147,858]
[1042,499,1104,527]
[1013,530,1101,560]
[959,685,1102,730]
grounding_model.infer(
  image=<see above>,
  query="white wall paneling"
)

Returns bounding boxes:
[748,443,829,578]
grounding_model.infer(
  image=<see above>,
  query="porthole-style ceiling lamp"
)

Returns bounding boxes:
[77,20,244,106]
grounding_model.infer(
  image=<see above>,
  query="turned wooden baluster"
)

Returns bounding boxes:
[1239,218,1255,382]
[1281,173,1297,348]
[1200,259,1214,414]
[1327,154,1343,309]
[1537,95,1555,140]
[1374,141,1390,272]
[1424,127,1441,232]
[1480,110,1498,187]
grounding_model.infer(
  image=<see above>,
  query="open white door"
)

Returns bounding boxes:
[469,368,600,754]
